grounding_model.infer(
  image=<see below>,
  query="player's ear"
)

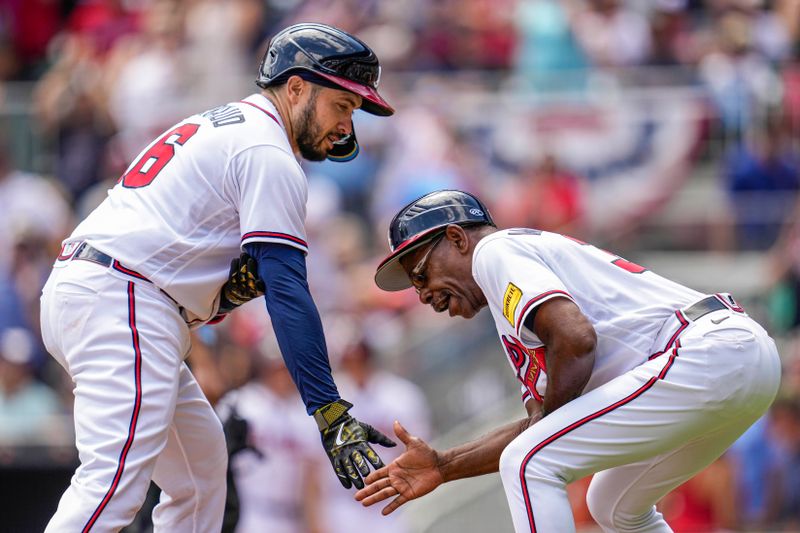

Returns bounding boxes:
[285,75,306,104]
[445,225,469,254]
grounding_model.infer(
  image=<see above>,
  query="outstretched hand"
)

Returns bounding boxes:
[354,421,444,515]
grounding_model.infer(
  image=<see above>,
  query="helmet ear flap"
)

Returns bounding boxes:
[327,131,359,162]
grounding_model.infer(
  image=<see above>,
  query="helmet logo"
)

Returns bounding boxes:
[469,208,484,216]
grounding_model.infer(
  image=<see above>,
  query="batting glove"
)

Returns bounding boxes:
[315,399,396,489]
[219,253,266,313]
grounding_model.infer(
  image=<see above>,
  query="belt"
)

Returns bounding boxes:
[649,293,745,360]
[682,295,729,321]
[59,242,207,326]
[60,242,151,283]
[73,242,113,266]
[687,293,745,319]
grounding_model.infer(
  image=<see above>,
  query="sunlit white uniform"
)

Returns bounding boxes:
[473,229,781,533]
[41,94,310,532]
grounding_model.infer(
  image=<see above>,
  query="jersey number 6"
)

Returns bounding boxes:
[121,123,201,188]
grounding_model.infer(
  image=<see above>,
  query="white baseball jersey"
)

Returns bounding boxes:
[66,94,307,321]
[472,229,703,405]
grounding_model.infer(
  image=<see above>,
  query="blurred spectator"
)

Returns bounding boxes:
[739,1,792,63]
[496,153,586,235]
[767,204,800,351]
[415,0,515,70]
[571,0,652,67]
[371,106,474,224]
[699,9,782,140]
[65,0,141,56]
[649,1,694,66]
[321,337,431,533]
[183,0,264,109]
[723,114,800,249]
[0,138,71,272]
[763,397,800,529]
[0,327,65,445]
[0,139,71,337]
[659,456,737,532]
[219,350,324,533]
[0,0,62,79]
[104,0,192,161]
[33,33,115,202]
[729,415,785,528]
[782,62,800,135]
[513,0,589,92]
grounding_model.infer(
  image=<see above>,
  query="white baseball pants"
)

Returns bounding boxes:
[499,305,781,533]
[40,259,227,533]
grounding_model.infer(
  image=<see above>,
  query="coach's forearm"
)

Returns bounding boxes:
[437,415,541,482]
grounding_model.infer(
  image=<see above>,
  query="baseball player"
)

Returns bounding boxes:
[39,23,395,533]
[356,190,782,532]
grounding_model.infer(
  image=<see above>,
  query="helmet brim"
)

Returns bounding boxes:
[374,228,444,291]
[314,71,394,116]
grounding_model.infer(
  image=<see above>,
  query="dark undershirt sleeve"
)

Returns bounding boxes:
[244,242,340,414]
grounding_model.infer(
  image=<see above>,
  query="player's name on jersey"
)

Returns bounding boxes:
[203,105,245,128]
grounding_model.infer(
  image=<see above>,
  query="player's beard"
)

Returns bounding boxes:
[295,88,328,162]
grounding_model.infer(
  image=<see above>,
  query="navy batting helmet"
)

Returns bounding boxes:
[375,190,495,291]
[257,23,393,162]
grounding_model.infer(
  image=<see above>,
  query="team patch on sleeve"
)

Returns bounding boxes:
[503,282,523,325]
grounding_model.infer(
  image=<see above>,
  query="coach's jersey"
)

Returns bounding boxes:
[472,229,703,406]
[67,94,307,320]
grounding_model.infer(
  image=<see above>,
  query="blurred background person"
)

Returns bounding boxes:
[218,340,324,533]
[571,0,652,68]
[0,327,67,446]
[496,151,586,236]
[723,112,800,250]
[320,335,431,533]
[761,397,800,530]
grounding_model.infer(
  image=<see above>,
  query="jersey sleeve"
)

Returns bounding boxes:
[473,235,575,336]
[229,145,309,253]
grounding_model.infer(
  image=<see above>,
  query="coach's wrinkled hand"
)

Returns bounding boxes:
[315,399,396,490]
[355,421,443,515]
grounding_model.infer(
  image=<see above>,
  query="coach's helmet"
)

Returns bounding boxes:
[375,190,496,291]
[257,23,394,162]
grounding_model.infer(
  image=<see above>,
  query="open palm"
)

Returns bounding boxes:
[354,421,444,515]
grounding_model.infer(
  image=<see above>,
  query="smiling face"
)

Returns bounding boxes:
[399,225,493,319]
[292,81,362,161]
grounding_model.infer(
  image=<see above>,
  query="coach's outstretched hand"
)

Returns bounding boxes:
[316,399,397,490]
[355,421,444,515]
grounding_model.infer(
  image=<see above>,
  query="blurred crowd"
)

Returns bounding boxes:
[2,0,800,531]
